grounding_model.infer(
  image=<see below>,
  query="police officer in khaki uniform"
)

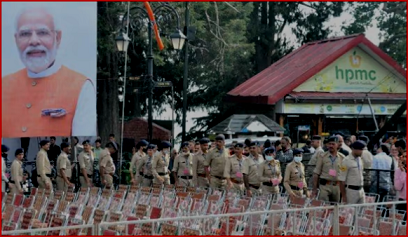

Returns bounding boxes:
[243,146,268,197]
[258,147,282,196]
[358,135,373,193]
[306,135,324,187]
[56,142,74,192]
[204,134,229,190]
[249,141,265,164]
[339,141,366,204]
[36,140,52,189]
[284,149,309,198]
[152,141,172,186]
[78,140,94,188]
[137,144,156,187]
[312,136,346,202]
[129,140,148,185]
[225,143,246,194]
[193,138,210,188]
[99,142,117,188]
[173,142,194,187]
[10,148,24,194]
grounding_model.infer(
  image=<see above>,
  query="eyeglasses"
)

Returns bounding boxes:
[17,29,55,41]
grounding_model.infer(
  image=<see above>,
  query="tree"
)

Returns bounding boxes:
[343,2,406,68]
[97,2,125,145]
[247,2,344,73]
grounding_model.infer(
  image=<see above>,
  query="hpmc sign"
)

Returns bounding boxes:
[294,47,406,93]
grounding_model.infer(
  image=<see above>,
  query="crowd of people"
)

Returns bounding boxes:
[1,133,406,215]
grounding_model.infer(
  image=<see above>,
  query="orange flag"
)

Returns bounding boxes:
[143,2,165,51]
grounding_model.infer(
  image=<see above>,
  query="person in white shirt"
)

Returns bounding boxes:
[371,144,393,201]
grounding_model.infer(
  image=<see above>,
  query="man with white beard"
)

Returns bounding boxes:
[2,7,96,137]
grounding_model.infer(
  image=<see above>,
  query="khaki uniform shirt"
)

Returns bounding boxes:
[137,155,154,177]
[11,159,23,191]
[258,160,281,183]
[129,151,145,174]
[152,152,170,178]
[204,147,229,177]
[249,154,265,164]
[284,161,307,192]
[99,149,115,174]
[242,157,262,185]
[36,148,51,180]
[57,151,72,178]
[173,153,193,176]
[193,151,207,175]
[224,155,246,181]
[313,151,345,181]
[338,155,364,186]
[78,151,94,175]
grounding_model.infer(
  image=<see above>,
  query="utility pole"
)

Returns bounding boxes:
[182,1,189,143]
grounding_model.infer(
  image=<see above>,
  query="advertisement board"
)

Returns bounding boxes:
[283,103,403,115]
[2,2,97,137]
[293,47,406,93]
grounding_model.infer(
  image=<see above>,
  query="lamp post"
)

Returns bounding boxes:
[115,2,186,183]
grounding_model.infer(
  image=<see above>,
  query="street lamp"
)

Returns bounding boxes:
[170,30,186,50]
[115,32,131,52]
[116,2,185,184]
[117,2,185,143]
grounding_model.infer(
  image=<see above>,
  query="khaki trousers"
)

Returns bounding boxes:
[79,176,91,188]
[210,176,227,190]
[178,178,193,187]
[10,183,21,195]
[142,177,153,187]
[318,184,340,203]
[346,188,365,204]
[249,186,262,196]
[103,174,113,188]
[37,176,51,189]
[56,176,69,192]
[261,185,279,195]
[153,174,170,186]
[196,176,209,188]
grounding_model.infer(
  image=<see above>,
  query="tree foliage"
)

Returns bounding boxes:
[343,2,406,68]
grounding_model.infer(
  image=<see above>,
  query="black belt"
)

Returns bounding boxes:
[346,185,362,190]
[290,185,301,191]
[197,173,206,178]
[262,182,276,187]
[179,176,193,180]
[139,172,143,176]
[144,175,154,179]
[158,172,167,176]
[319,179,339,186]
[213,176,226,180]
[37,174,52,178]
[249,184,260,189]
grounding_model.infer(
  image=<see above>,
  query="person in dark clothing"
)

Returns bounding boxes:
[47,136,61,163]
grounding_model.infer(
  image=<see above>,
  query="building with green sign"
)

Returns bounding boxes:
[225,34,406,140]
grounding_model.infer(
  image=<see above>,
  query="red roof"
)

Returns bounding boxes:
[226,34,406,105]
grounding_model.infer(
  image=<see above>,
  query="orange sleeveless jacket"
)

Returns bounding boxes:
[2,66,90,138]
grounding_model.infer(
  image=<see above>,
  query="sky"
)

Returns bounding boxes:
[150,4,383,145]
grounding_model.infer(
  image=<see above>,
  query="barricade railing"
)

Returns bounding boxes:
[2,201,405,235]
[96,200,406,236]
[1,223,95,236]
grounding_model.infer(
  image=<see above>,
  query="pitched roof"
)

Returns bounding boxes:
[226,34,406,105]
[208,114,285,134]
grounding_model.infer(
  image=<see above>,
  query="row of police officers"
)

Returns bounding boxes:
[3,135,368,204]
